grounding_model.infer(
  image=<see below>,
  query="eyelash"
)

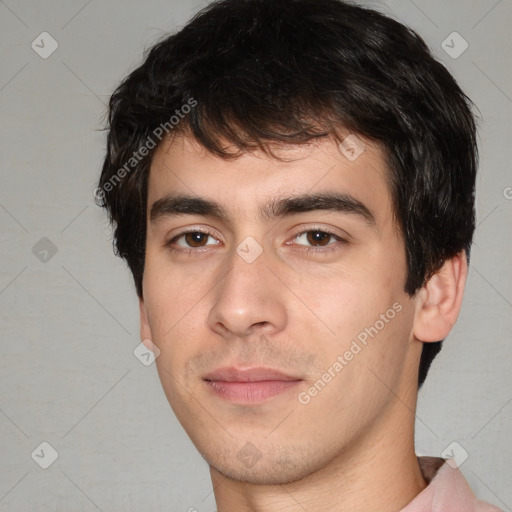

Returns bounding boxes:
[164,226,348,256]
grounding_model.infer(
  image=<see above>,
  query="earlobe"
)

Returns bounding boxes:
[413,250,468,343]
[139,297,153,342]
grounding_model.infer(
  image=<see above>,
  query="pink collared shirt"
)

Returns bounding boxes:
[400,456,502,512]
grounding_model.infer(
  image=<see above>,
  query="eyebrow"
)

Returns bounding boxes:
[149,192,376,226]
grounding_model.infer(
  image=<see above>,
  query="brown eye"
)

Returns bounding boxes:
[183,232,209,247]
[305,231,332,246]
[166,229,220,252]
[294,230,340,248]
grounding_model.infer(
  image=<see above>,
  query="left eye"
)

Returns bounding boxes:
[293,229,342,247]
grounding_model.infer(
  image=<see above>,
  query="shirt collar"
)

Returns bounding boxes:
[399,456,500,511]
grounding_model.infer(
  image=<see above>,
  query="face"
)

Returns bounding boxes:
[140,133,421,485]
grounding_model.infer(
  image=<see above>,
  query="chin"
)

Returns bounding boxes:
[204,444,329,486]
[212,462,314,486]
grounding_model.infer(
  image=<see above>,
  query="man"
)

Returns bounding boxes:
[96,0,501,510]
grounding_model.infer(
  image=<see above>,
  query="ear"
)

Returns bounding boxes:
[139,297,153,341]
[413,250,468,342]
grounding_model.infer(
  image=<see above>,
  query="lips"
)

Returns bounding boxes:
[203,366,303,403]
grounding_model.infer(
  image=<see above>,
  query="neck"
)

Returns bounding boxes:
[211,384,427,511]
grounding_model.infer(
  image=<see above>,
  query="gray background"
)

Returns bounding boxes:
[0,0,510,510]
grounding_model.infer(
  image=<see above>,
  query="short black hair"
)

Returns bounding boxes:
[97,0,479,388]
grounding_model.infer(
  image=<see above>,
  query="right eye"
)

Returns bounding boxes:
[165,229,221,253]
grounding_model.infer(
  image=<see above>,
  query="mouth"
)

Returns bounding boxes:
[203,366,303,404]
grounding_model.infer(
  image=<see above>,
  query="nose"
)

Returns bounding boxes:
[206,242,288,340]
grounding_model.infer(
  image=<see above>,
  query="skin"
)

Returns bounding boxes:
[139,132,467,512]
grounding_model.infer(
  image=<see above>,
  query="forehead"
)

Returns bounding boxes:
[147,134,393,226]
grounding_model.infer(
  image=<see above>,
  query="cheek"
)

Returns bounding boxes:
[142,255,212,373]
[305,261,412,372]
[143,249,209,327]
[301,264,394,337]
